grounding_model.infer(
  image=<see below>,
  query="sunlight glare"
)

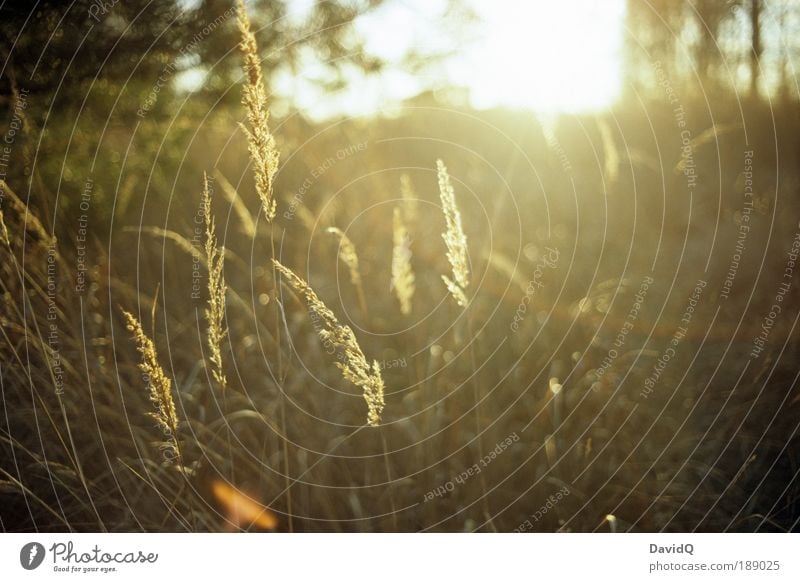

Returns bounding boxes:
[452,0,625,112]
[280,0,627,119]
[450,0,626,113]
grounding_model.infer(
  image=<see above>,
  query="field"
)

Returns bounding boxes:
[1,0,799,533]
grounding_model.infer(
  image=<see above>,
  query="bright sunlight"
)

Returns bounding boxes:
[451,0,626,112]
[288,0,627,118]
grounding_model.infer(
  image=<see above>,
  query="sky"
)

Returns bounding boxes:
[273,0,627,120]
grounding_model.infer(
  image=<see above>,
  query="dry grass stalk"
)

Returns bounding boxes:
[326,227,361,287]
[212,168,257,238]
[327,227,368,315]
[122,310,181,458]
[203,173,228,391]
[400,173,417,222]
[391,207,415,315]
[294,200,318,232]
[236,0,279,221]
[130,226,204,265]
[272,259,385,426]
[485,249,527,292]
[436,160,470,305]
[0,209,10,247]
[0,179,54,247]
[597,118,619,183]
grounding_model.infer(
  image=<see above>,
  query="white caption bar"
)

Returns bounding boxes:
[1,533,797,581]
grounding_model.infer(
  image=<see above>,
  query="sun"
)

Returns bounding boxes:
[450,0,627,113]
[280,0,627,119]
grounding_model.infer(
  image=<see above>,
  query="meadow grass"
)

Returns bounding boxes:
[0,6,798,535]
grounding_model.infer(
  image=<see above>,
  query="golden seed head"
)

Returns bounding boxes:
[441,275,468,308]
[272,259,385,426]
[436,160,470,306]
[236,0,279,221]
[122,310,180,449]
[202,173,228,391]
[391,207,415,315]
[365,360,386,428]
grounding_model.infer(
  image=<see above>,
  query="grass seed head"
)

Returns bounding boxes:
[122,310,180,453]
[436,160,470,306]
[273,259,385,426]
[391,207,415,315]
[236,0,279,221]
[202,173,228,391]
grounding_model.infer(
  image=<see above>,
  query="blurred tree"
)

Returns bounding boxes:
[625,0,796,100]
[191,0,385,102]
[690,0,737,83]
[750,0,763,97]
[1,0,385,113]
[0,0,191,109]
[0,0,385,226]
[641,0,685,63]
[624,0,688,92]
[758,0,799,103]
